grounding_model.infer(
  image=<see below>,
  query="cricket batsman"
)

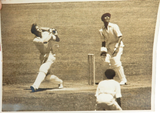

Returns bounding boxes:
[30,23,63,92]
[99,13,127,85]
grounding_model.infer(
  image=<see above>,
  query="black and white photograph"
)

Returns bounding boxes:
[0,0,160,112]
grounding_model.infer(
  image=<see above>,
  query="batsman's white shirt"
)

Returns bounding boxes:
[95,79,122,105]
[33,31,59,73]
[33,31,58,55]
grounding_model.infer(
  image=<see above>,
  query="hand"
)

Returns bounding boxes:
[100,51,107,56]
[53,29,58,35]
[112,47,119,57]
[49,28,52,33]
[50,29,58,35]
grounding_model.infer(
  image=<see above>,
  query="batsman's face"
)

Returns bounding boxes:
[103,16,110,23]
[35,25,42,37]
[35,26,40,32]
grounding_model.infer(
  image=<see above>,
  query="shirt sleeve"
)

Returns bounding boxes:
[99,29,105,42]
[95,85,100,97]
[41,32,52,42]
[113,24,122,38]
[115,83,122,98]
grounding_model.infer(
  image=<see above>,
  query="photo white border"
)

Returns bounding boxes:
[1,0,123,4]
[0,0,160,113]
[154,2,160,113]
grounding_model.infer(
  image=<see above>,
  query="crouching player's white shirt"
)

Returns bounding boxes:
[95,79,122,110]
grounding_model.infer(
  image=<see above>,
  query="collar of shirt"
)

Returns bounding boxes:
[102,22,112,30]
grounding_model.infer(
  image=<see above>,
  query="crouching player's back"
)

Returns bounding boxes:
[95,69,122,110]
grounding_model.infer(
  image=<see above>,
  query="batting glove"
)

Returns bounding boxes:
[112,47,119,57]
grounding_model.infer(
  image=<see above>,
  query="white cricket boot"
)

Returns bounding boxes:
[48,75,63,89]
[119,81,127,85]
[58,82,63,89]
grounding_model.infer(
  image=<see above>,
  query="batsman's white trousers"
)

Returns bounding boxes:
[39,52,56,74]
[32,52,62,89]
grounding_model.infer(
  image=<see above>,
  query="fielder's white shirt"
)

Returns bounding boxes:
[99,23,124,53]
[95,79,122,105]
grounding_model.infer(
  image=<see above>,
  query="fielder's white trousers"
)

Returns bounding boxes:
[96,93,122,110]
[105,47,127,83]
[96,101,122,110]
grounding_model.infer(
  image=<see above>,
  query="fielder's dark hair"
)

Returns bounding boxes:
[105,69,115,79]
[101,13,111,21]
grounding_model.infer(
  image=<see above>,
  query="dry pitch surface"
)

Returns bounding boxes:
[2,74,152,111]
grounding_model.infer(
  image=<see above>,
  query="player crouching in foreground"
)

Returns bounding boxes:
[30,23,63,92]
[99,13,127,85]
[95,69,122,111]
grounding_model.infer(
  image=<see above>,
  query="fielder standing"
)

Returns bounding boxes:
[99,13,127,85]
[95,69,122,110]
[30,23,63,92]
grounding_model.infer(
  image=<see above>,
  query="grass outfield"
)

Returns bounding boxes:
[1,0,158,84]
[2,81,151,111]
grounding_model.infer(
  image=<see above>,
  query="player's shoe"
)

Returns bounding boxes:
[58,83,63,89]
[120,81,127,85]
[30,85,37,92]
